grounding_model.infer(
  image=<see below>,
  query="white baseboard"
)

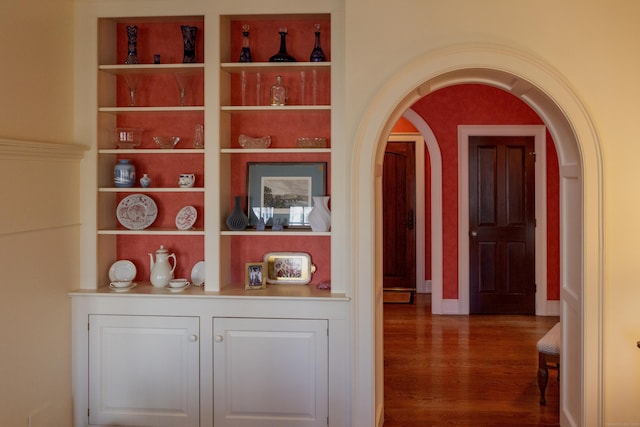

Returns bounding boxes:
[441,299,461,314]
[417,280,431,294]
[545,300,560,316]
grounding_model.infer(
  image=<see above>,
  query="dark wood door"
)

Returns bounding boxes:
[383,141,416,290]
[469,136,536,314]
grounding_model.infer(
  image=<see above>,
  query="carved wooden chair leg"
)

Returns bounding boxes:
[538,352,549,405]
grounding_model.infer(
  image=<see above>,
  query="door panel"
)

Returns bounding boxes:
[382,141,416,290]
[469,136,535,314]
[213,317,328,427]
[89,315,200,427]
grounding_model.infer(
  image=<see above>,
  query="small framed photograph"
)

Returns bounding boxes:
[247,162,327,227]
[245,262,266,289]
[263,252,316,285]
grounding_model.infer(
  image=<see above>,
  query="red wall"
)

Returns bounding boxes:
[392,84,560,301]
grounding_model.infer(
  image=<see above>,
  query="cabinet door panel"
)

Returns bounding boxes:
[213,317,328,427]
[89,315,199,427]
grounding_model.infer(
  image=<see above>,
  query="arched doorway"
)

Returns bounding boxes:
[352,44,603,427]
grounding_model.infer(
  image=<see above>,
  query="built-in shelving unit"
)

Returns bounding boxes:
[217,14,332,289]
[95,16,206,285]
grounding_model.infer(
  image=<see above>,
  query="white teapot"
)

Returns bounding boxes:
[149,245,176,287]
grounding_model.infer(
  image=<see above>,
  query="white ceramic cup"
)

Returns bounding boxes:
[179,173,195,188]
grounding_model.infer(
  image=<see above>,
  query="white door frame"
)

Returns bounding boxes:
[458,125,549,315]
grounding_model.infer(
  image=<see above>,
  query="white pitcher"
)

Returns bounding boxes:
[149,245,176,287]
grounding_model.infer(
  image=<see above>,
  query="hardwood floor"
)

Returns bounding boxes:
[383,293,560,427]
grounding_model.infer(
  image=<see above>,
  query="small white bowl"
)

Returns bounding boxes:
[109,280,132,288]
[168,278,189,288]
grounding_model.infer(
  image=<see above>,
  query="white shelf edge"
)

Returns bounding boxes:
[220,61,331,72]
[99,106,205,113]
[99,149,205,154]
[220,148,330,154]
[221,105,330,112]
[221,230,331,236]
[99,63,204,72]
[98,229,205,236]
[98,187,205,193]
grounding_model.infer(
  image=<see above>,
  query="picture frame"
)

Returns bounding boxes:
[247,162,327,227]
[263,252,317,285]
[245,262,266,289]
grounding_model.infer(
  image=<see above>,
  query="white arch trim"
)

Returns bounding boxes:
[400,109,445,314]
[352,43,603,427]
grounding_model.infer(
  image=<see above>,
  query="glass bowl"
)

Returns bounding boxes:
[153,136,180,149]
[238,134,271,149]
[114,128,144,149]
[296,137,327,148]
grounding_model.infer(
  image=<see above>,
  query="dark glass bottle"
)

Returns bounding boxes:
[239,24,252,63]
[309,24,326,62]
[269,27,296,62]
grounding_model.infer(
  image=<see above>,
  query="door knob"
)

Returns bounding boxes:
[470,230,478,237]
[215,335,224,342]
[188,334,198,342]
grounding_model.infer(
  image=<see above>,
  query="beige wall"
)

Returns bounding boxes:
[344,0,640,423]
[0,0,77,426]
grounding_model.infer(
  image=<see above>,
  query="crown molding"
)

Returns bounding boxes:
[0,138,88,161]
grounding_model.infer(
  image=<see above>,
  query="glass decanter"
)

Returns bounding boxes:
[269,27,296,62]
[239,24,252,62]
[309,24,326,62]
[270,75,287,106]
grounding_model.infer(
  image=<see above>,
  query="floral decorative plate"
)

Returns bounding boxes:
[116,194,157,230]
[175,206,197,230]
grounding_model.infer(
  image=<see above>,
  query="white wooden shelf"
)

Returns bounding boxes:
[220,148,330,154]
[99,106,205,113]
[220,62,330,73]
[220,105,330,112]
[98,187,205,193]
[99,149,204,154]
[221,230,330,236]
[98,228,205,236]
[99,63,204,75]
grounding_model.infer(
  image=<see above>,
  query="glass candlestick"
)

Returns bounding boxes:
[256,72,262,106]
[270,75,286,106]
[269,27,296,62]
[241,70,247,106]
[300,71,306,105]
[309,24,326,62]
[239,24,252,63]
[193,124,204,148]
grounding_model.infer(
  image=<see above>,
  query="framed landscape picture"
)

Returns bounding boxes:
[247,162,327,227]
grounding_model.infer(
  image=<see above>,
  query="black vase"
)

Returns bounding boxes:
[181,25,198,63]
[226,196,249,230]
[125,25,139,64]
[269,28,296,62]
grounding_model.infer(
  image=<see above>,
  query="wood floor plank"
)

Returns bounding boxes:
[384,293,560,426]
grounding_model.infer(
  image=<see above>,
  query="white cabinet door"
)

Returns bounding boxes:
[89,315,199,427]
[213,318,328,427]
